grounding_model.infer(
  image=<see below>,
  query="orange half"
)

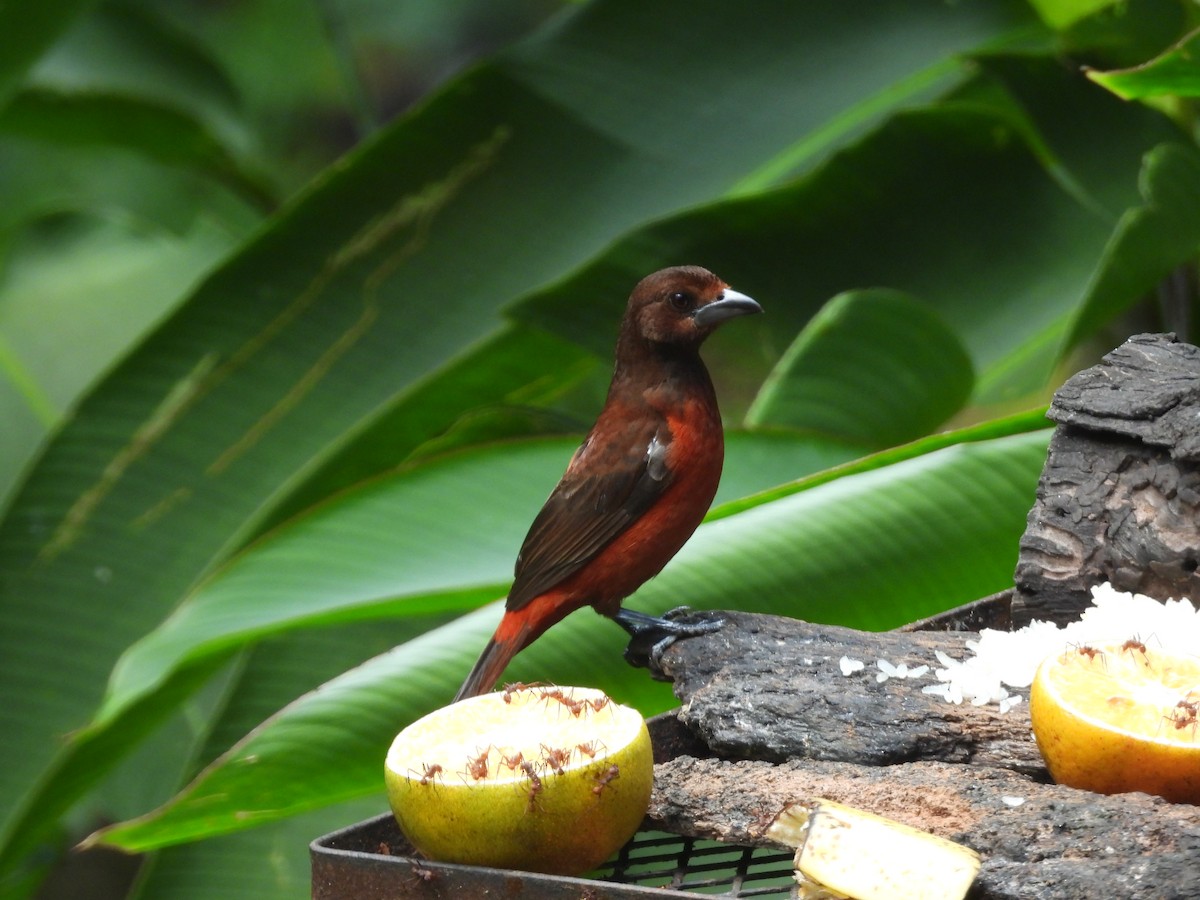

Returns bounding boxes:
[1030,642,1200,804]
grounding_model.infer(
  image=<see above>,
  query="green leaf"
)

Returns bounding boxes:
[1060,0,1187,71]
[502,1,1035,193]
[261,324,600,528]
[129,797,387,900]
[513,54,1185,405]
[0,136,262,238]
[0,89,274,209]
[29,4,246,150]
[0,213,237,507]
[91,425,1050,851]
[1086,26,1200,100]
[745,289,974,447]
[510,109,1094,405]
[1025,0,1120,30]
[0,0,96,107]
[96,441,570,725]
[1064,143,1200,351]
[970,53,1186,219]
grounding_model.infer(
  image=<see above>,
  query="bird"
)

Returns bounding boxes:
[454,265,761,701]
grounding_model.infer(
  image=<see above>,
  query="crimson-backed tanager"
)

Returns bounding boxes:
[455,266,761,701]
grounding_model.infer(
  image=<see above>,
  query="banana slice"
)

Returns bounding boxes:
[767,798,980,900]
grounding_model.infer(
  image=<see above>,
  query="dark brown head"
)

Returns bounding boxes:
[622,265,761,348]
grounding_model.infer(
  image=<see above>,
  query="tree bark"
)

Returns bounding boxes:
[644,610,1200,900]
[1012,333,1200,624]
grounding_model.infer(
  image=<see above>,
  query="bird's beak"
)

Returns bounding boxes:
[693,288,762,328]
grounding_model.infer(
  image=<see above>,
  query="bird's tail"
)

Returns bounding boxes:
[453,615,533,703]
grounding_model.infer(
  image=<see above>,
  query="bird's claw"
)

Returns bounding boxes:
[613,607,725,679]
[660,605,712,622]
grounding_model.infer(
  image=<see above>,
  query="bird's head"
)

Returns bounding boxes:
[625,266,761,348]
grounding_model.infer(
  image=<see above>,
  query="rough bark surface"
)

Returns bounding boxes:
[1012,333,1200,625]
[648,756,1200,900]
[644,610,1200,900]
[659,612,1040,774]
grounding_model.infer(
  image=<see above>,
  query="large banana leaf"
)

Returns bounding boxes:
[0,213,240,505]
[510,55,1189,404]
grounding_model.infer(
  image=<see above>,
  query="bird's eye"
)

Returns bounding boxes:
[668,291,692,312]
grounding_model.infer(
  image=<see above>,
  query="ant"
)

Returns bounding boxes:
[1066,644,1106,669]
[414,763,443,786]
[575,740,604,760]
[520,760,543,812]
[1173,698,1199,727]
[563,698,587,717]
[463,747,491,781]
[409,861,439,886]
[1159,697,1199,738]
[1120,638,1150,662]
[500,750,525,771]
[540,744,570,776]
[538,686,589,717]
[592,764,620,796]
[503,682,543,703]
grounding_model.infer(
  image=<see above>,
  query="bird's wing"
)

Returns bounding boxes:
[505,418,673,611]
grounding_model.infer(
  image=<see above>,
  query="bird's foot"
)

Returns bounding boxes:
[613,606,725,678]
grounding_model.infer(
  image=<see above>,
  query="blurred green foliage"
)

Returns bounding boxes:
[1,1,1198,897]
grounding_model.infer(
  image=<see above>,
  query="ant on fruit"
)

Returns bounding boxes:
[592,764,620,796]
[1118,643,1147,662]
[411,763,443,786]
[502,682,526,703]
[1120,637,1150,662]
[462,747,491,781]
[537,685,592,717]
[1066,644,1106,669]
[1157,696,1200,739]
[1172,698,1199,727]
[563,698,587,717]
[500,750,525,771]
[540,744,570,776]
[519,760,544,813]
[502,681,546,703]
[575,740,605,761]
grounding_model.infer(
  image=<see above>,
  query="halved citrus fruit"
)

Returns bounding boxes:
[384,685,653,875]
[1029,642,1200,804]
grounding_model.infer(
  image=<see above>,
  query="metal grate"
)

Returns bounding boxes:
[593,831,800,898]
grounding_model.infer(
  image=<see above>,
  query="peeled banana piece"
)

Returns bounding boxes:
[766,798,980,900]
